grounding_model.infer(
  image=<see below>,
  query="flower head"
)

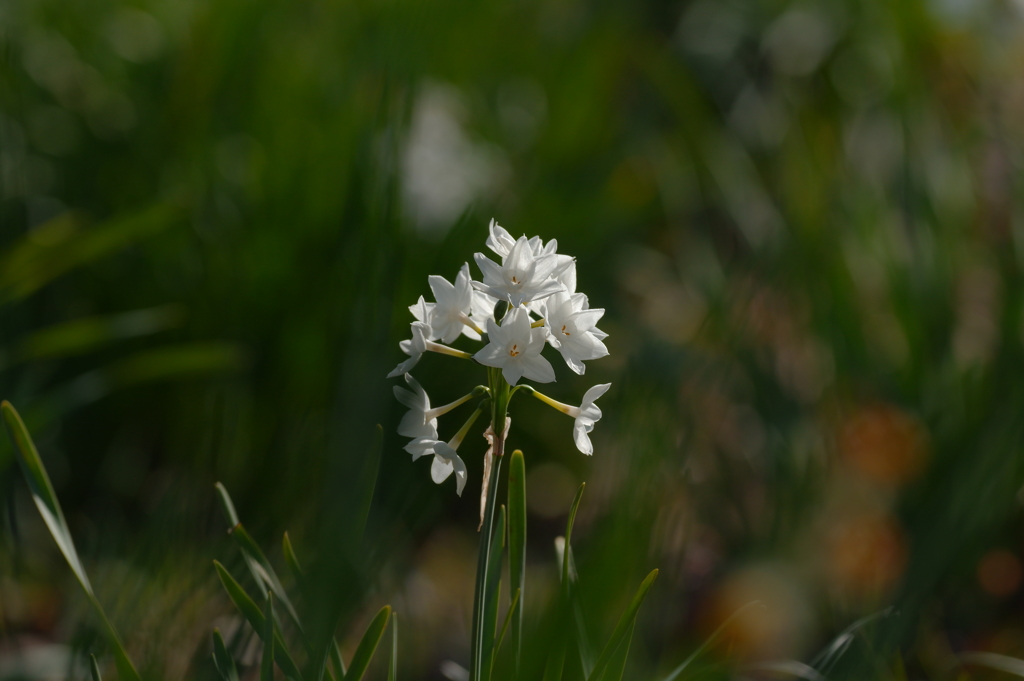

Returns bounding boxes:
[473,236,565,308]
[474,307,555,386]
[544,291,609,375]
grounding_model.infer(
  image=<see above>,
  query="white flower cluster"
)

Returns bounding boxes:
[388,220,611,495]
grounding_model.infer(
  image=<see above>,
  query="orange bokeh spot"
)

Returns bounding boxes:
[828,514,907,596]
[838,404,927,486]
[978,550,1023,597]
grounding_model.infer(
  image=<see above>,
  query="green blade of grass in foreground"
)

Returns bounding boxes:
[89,654,102,681]
[659,601,766,681]
[344,605,392,681]
[213,483,303,631]
[281,531,347,679]
[507,450,527,674]
[480,505,506,681]
[213,560,304,681]
[1,401,141,681]
[388,613,398,681]
[494,589,521,657]
[602,620,635,681]
[586,569,659,681]
[262,592,276,681]
[543,484,588,681]
[212,629,240,681]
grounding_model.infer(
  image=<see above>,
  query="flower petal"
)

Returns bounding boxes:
[431,455,454,483]
[519,354,556,383]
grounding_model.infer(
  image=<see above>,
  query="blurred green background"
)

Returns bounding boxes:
[4,0,1024,678]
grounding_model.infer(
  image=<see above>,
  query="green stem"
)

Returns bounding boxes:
[470,368,511,681]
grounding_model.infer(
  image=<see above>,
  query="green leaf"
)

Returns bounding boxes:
[480,505,506,680]
[12,305,184,364]
[0,203,180,304]
[388,612,398,681]
[353,424,383,542]
[470,454,504,681]
[494,589,521,658]
[89,654,102,681]
[262,592,276,681]
[599,620,634,681]
[232,523,302,630]
[562,483,585,588]
[507,450,527,674]
[586,569,659,681]
[213,483,302,630]
[213,560,304,681]
[279,531,347,679]
[212,629,240,681]
[567,546,594,678]
[660,601,766,681]
[215,482,241,528]
[1,401,141,681]
[282,531,304,580]
[344,605,392,681]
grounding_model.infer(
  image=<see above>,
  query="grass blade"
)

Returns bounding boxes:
[471,455,504,681]
[344,605,392,681]
[213,560,304,681]
[282,531,304,580]
[280,531,347,679]
[494,589,521,657]
[562,484,585,588]
[232,523,302,629]
[960,652,1024,678]
[89,654,102,681]
[1,401,141,681]
[354,425,384,542]
[480,505,506,680]
[507,450,527,674]
[213,629,240,681]
[388,612,398,681]
[601,620,635,681]
[586,569,659,681]
[660,600,765,681]
[213,483,302,630]
[262,591,276,681]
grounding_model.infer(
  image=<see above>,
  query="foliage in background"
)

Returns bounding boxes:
[3,0,1024,678]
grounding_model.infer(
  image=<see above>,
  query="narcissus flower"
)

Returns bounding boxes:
[526,383,612,455]
[429,263,483,343]
[473,236,565,308]
[387,322,473,378]
[544,291,609,375]
[387,218,612,495]
[474,307,555,386]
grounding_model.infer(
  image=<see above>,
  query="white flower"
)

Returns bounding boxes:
[570,383,611,455]
[387,322,473,378]
[394,373,437,440]
[485,219,516,259]
[428,263,481,343]
[470,289,498,332]
[473,236,565,308]
[409,295,436,337]
[474,307,555,386]
[544,291,609,375]
[387,322,431,378]
[425,441,468,496]
[528,383,612,455]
